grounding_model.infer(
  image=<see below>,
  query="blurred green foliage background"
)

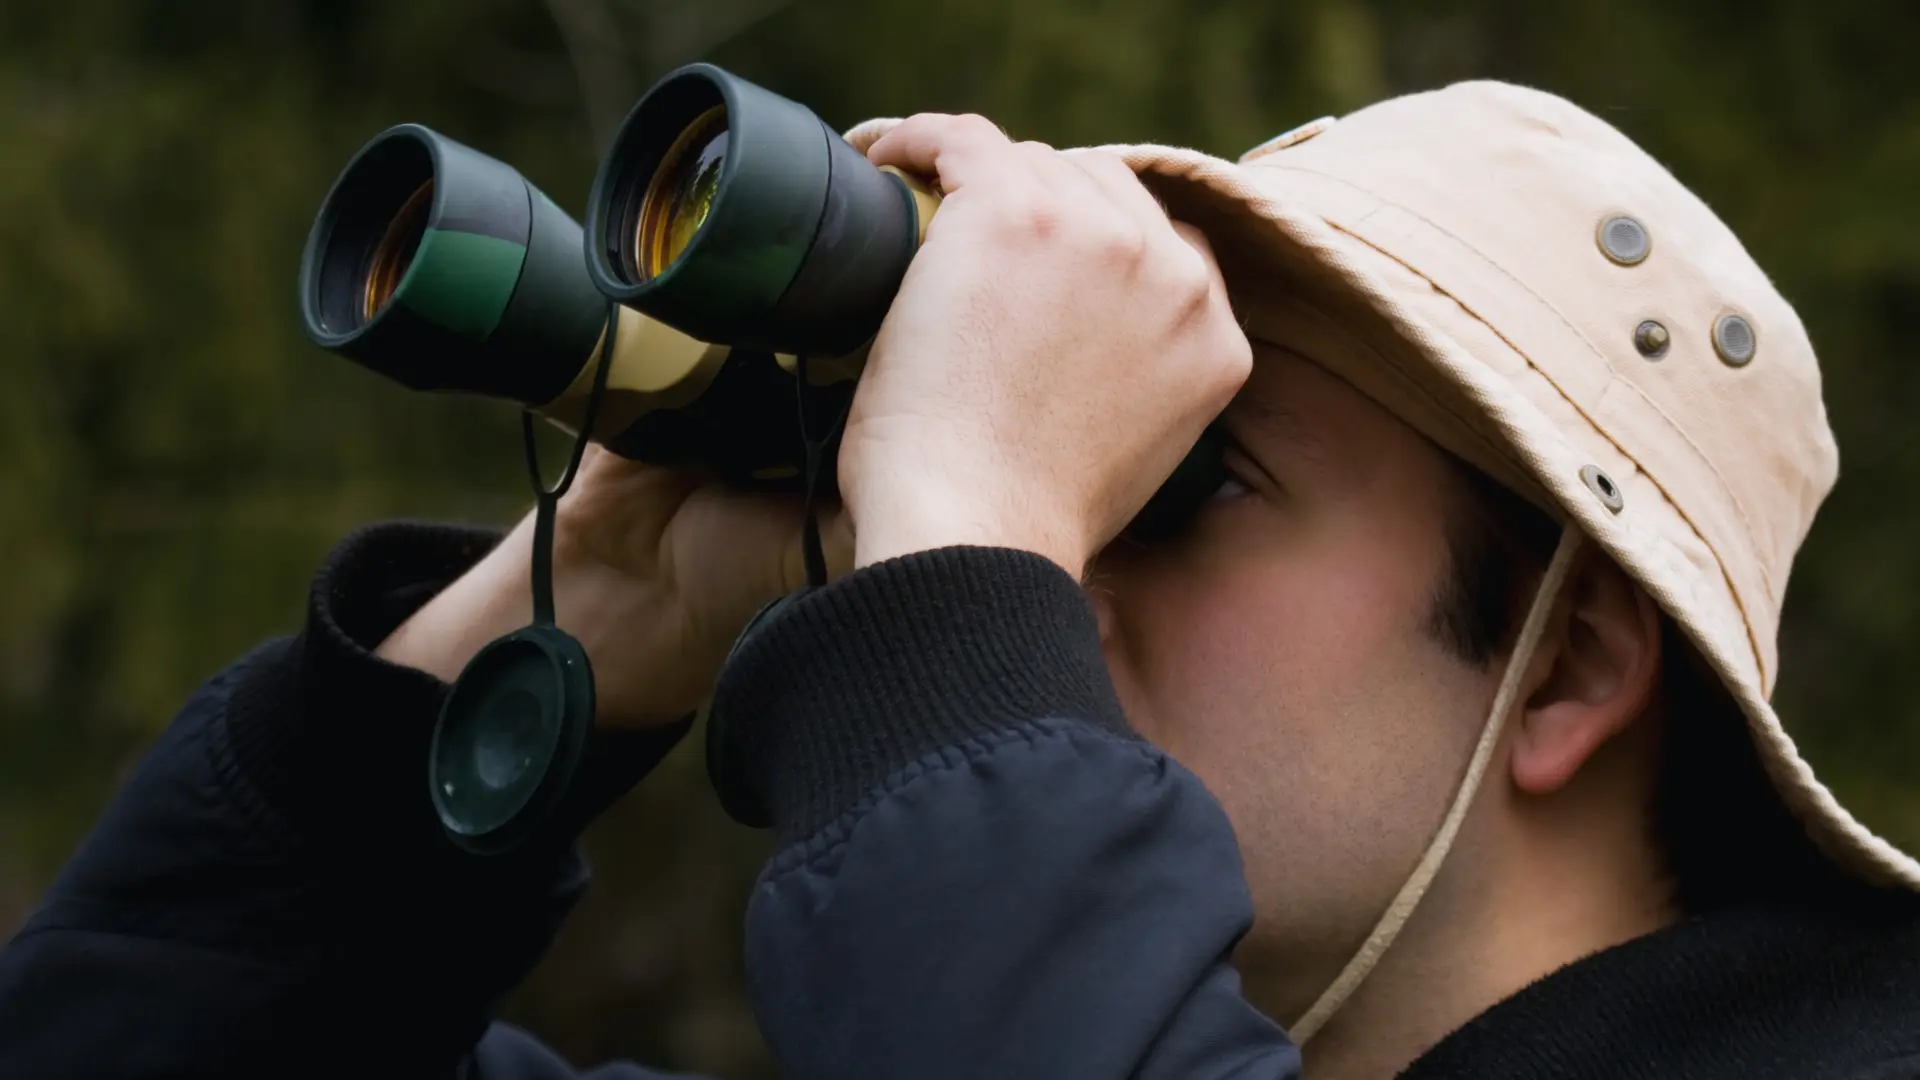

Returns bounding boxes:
[1,0,1916,1073]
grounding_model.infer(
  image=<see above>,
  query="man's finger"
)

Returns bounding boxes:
[865,113,1037,197]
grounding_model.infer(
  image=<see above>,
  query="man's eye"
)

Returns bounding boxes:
[1211,441,1266,503]
[1210,474,1252,502]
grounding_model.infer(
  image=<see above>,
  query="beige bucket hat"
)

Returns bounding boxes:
[846,78,1920,1035]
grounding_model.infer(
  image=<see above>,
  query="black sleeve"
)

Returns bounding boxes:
[715,547,1304,1079]
[0,523,699,1080]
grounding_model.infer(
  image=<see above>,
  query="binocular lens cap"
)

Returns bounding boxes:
[431,625,595,854]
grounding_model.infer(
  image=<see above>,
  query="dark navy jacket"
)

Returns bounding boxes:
[0,524,1297,1079]
[4,523,1919,1078]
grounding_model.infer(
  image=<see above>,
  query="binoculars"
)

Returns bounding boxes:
[298,63,1226,850]
[300,64,935,486]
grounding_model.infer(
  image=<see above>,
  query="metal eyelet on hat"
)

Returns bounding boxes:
[1634,320,1670,359]
[1713,313,1757,367]
[1597,215,1651,265]
[1580,465,1625,513]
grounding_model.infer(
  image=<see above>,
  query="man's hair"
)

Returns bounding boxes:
[1429,455,1861,913]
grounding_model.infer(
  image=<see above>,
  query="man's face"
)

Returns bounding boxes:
[1089,345,1503,1013]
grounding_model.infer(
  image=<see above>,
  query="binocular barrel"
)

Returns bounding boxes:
[299,123,613,406]
[297,120,806,485]
[585,63,937,360]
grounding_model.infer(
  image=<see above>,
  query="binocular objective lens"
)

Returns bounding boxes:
[637,106,727,281]
[362,180,434,324]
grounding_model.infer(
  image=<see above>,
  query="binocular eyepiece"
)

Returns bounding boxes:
[300,123,614,407]
[297,63,1225,853]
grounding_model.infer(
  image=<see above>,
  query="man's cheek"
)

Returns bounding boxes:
[1107,630,1270,762]
[1096,558,1322,745]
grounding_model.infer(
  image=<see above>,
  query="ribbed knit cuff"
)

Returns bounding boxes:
[218,522,502,858]
[218,521,688,864]
[710,546,1133,845]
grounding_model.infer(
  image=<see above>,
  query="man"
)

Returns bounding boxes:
[2,78,1917,1079]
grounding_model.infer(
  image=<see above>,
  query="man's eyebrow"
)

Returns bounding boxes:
[1234,384,1326,465]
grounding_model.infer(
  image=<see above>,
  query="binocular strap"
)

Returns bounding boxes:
[426,305,620,855]
[793,352,848,589]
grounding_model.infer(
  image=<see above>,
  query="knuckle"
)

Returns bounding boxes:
[1022,202,1065,242]
[1222,328,1255,381]
[1082,149,1140,185]
[954,112,1010,141]
[892,111,955,137]
[980,194,1058,244]
[1167,250,1217,312]
[1095,220,1151,265]
[1170,219,1212,250]
[1204,325,1255,400]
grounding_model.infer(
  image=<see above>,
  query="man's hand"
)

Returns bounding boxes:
[845,115,1252,578]
[376,448,848,728]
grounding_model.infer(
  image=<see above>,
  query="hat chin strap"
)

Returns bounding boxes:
[1287,527,1584,1044]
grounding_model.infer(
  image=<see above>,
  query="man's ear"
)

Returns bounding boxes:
[1509,552,1662,795]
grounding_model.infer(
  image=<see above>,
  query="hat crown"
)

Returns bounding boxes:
[1243,80,1839,685]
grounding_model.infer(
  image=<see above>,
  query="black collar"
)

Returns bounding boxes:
[1399,892,1920,1079]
